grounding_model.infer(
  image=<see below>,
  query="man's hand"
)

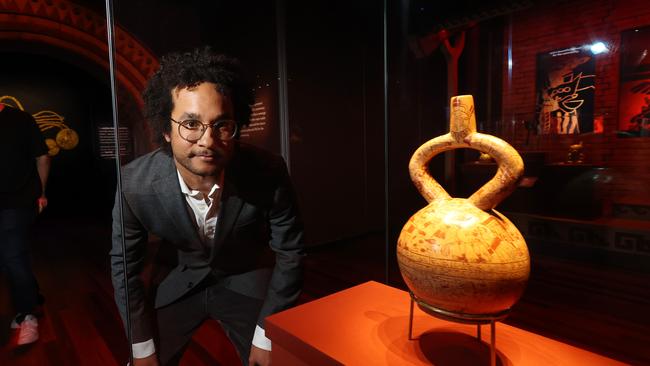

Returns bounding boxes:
[249,345,271,366]
[37,196,48,214]
[133,354,159,366]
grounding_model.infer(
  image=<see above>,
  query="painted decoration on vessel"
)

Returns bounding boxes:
[397,95,530,316]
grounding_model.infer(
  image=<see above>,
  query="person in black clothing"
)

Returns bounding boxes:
[0,104,51,345]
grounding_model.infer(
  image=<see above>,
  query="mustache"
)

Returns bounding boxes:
[189,149,223,158]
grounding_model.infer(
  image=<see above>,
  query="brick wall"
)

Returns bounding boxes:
[502,0,650,208]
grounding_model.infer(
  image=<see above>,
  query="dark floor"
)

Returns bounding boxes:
[0,215,129,366]
[1,215,649,365]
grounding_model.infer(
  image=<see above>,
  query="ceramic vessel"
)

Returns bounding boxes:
[397,95,530,316]
[567,141,584,163]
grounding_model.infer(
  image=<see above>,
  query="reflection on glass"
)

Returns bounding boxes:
[389,1,650,365]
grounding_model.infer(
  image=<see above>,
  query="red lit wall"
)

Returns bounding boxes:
[503,0,650,208]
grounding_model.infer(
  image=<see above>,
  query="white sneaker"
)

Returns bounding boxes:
[9,313,26,329]
[15,314,39,345]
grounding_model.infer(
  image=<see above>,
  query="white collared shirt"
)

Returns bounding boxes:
[177,169,222,244]
[131,170,271,359]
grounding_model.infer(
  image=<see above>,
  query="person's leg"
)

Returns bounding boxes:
[0,207,39,316]
[206,286,264,366]
[155,287,208,366]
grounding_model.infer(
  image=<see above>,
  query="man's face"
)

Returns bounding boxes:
[165,82,235,179]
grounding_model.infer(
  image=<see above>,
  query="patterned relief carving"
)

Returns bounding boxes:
[0,0,159,103]
[636,237,650,254]
[523,217,649,257]
[614,232,642,252]
[528,220,562,240]
[613,204,650,221]
[568,227,608,247]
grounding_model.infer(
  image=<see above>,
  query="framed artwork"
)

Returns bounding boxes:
[535,46,596,135]
[618,26,650,137]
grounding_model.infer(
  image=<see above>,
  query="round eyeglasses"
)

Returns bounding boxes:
[170,118,238,142]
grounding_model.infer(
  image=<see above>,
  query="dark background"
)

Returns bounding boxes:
[0,52,116,218]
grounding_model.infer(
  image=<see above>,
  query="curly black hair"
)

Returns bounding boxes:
[142,47,254,150]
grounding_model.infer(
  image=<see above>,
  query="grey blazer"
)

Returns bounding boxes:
[110,143,304,344]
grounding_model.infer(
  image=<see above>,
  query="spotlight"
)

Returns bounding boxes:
[590,41,608,54]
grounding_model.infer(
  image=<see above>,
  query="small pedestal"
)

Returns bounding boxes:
[266,281,626,366]
[409,292,509,366]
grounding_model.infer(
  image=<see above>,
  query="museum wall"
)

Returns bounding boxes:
[285,0,385,244]
[503,0,650,210]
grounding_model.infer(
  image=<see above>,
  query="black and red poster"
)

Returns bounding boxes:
[535,46,596,135]
[618,26,650,137]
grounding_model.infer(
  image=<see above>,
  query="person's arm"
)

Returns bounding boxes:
[110,190,158,364]
[250,158,305,366]
[35,154,51,213]
[132,353,158,366]
[25,109,49,213]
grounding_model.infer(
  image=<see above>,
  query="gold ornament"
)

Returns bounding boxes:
[56,128,79,150]
[478,152,494,163]
[45,138,60,156]
[567,141,584,164]
[2,96,80,155]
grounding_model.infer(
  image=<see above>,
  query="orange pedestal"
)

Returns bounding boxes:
[266,281,625,366]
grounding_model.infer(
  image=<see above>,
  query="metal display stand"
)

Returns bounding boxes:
[408,292,510,366]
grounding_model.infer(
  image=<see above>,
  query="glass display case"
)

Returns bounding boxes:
[1,0,648,364]
[385,1,650,365]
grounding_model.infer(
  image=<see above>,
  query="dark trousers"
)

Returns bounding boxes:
[156,282,264,366]
[0,207,39,315]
